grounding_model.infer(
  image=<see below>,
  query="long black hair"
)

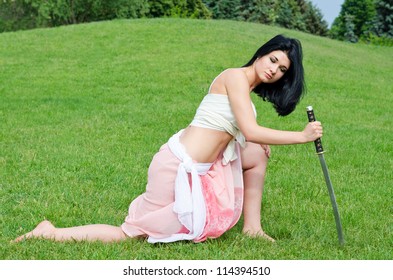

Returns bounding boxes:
[243,35,305,116]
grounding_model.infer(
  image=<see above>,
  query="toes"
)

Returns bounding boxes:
[13,232,32,243]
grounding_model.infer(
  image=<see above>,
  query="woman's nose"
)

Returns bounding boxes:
[270,66,277,75]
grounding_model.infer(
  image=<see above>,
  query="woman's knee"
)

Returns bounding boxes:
[241,143,269,172]
[249,157,267,179]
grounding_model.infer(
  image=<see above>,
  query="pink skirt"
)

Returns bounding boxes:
[121,142,244,242]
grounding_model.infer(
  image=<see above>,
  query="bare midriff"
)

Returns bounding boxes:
[179,125,233,163]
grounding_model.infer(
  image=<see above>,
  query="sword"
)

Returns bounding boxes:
[306,106,344,246]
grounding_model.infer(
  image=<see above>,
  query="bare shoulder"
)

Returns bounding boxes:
[223,68,249,93]
[223,68,248,82]
[211,68,248,95]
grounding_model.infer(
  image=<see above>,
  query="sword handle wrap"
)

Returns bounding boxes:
[306,106,324,154]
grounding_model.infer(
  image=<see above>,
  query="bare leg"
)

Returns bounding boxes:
[241,143,275,242]
[14,220,127,243]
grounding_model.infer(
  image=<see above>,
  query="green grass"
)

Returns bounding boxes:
[0,18,392,260]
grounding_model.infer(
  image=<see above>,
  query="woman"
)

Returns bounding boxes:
[15,35,322,243]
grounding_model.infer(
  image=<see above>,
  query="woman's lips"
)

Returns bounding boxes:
[264,72,272,79]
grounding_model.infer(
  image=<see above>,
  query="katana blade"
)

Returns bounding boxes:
[306,106,344,246]
[318,153,344,245]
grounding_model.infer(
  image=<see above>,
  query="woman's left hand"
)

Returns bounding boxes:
[261,144,271,158]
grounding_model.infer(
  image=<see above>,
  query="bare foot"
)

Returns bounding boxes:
[243,229,275,242]
[13,220,56,242]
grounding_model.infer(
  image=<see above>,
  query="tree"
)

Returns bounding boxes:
[147,0,210,18]
[372,0,393,38]
[0,0,38,32]
[275,0,306,31]
[167,0,211,18]
[236,0,277,24]
[330,0,375,41]
[344,12,358,42]
[147,0,174,17]
[301,1,329,36]
[202,0,240,20]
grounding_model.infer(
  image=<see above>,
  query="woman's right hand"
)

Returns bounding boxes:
[302,121,323,143]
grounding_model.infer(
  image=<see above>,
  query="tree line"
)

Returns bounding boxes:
[0,0,209,31]
[0,0,329,35]
[0,0,392,45]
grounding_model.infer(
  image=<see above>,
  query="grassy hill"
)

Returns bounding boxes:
[0,18,392,260]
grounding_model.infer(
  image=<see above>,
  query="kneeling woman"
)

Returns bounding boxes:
[15,35,322,243]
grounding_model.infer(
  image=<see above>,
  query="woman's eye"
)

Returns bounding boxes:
[270,57,276,63]
[280,67,287,73]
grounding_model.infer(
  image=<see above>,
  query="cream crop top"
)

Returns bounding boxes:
[190,93,257,165]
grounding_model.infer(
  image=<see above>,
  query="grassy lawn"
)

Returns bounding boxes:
[0,18,392,260]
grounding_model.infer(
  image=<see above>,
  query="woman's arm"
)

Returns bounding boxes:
[225,69,322,145]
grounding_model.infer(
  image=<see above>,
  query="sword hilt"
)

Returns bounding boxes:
[306,106,324,154]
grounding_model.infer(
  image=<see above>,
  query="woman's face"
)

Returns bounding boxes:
[255,50,291,83]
